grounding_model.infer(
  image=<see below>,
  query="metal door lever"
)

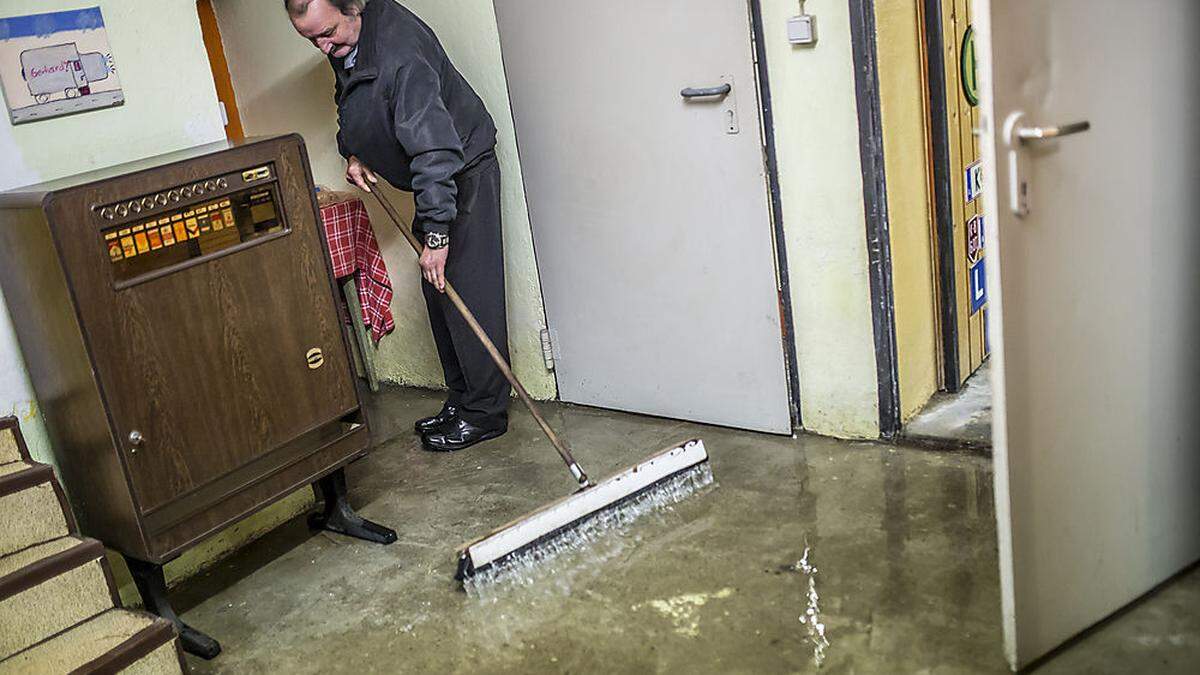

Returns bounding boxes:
[681,84,732,98]
[1017,120,1090,142]
[1003,112,1093,217]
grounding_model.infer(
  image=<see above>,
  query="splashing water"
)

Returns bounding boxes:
[796,545,830,667]
[464,462,715,597]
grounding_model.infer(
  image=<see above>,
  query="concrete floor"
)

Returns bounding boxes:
[903,360,993,452]
[175,386,1198,673]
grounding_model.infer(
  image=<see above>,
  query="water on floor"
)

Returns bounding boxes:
[172,385,1196,673]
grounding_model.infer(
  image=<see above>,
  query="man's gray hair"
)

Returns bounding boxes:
[284,0,369,16]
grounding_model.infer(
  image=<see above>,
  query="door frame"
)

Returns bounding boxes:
[920,0,964,394]
[197,0,245,143]
[848,0,902,439]
[748,0,803,429]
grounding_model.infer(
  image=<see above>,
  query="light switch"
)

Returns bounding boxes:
[788,14,817,46]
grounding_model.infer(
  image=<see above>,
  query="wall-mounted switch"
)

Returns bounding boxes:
[788,14,817,46]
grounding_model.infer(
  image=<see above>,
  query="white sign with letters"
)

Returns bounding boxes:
[965,161,983,204]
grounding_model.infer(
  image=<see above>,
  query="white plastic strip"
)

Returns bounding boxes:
[464,439,708,570]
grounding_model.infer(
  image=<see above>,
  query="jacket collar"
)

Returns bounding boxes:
[331,2,382,95]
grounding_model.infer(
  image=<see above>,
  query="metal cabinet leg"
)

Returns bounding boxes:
[125,556,222,660]
[308,468,397,544]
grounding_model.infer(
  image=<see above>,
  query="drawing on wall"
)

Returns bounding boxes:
[0,7,123,125]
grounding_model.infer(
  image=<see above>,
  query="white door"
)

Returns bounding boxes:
[977,0,1200,668]
[494,0,791,433]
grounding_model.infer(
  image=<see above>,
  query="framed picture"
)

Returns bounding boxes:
[0,7,124,124]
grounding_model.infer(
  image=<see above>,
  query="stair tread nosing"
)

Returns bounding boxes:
[0,463,72,560]
[0,421,27,465]
[0,538,118,661]
[0,537,106,599]
[0,462,31,479]
[0,537,85,582]
[0,608,180,675]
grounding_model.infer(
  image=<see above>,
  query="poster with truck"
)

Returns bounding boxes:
[0,7,123,124]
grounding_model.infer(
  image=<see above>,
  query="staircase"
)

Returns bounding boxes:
[0,416,186,674]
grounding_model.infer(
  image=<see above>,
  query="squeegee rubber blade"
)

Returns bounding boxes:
[457,439,709,580]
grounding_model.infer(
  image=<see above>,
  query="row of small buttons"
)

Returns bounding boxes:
[98,178,230,221]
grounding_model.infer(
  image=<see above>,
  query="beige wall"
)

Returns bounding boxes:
[762,0,881,438]
[213,0,556,400]
[0,0,229,463]
[0,0,311,593]
[876,0,940,421]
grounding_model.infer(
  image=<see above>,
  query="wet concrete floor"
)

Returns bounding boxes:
[176,386,1196,673]
[902,360,993,452]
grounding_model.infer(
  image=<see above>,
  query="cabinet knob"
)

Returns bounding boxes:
[128,430,144,451]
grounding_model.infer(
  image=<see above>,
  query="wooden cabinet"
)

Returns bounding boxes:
[0,136,392,658]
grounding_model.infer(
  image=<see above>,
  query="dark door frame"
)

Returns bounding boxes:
[748,0,804,430]
[848,0,902,439]
[921,0,964,393]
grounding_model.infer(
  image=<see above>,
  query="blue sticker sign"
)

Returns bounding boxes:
[970,259,987,314]
[965,161,983,203]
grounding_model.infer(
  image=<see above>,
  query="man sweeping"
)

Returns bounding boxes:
[286,0,511,452]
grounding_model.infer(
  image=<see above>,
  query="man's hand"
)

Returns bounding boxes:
[346,156,379,193]
[420,245,449,292]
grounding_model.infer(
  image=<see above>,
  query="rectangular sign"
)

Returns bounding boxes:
[967,214,985,264]
[0,8,124,124]
[970,259,988,314]
[965,161,983,203]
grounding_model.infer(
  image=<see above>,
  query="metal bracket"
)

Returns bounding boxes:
[540,328,557,371]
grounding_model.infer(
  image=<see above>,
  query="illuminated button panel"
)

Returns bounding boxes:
[95,163,274,225]
[102,184,286,283]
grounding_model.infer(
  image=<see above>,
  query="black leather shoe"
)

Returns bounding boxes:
[421,418,507,453]
[414,404,459,435]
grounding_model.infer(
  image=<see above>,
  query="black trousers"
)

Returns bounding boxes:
[420,152,511,428]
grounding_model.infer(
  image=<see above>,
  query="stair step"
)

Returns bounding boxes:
[0,419,29,465]
[0,608,182,675]
[0,463,25,478]
[0,538,116,660]
[0,464,72,559]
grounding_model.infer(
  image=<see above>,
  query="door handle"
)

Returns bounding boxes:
[1002,112,1093,217]
[1016,120,1090,142]
[680,83,731,99]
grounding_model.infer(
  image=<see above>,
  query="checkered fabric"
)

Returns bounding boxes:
[320,197,395,342]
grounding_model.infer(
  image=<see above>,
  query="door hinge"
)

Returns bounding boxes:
[540,328,557,371]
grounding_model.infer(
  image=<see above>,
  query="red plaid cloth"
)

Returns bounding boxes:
[320,197,395,343]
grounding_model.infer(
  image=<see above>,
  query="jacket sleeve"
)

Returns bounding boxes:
[392,57,465,236]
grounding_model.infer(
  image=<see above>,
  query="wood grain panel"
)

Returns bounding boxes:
[46,138,357,513]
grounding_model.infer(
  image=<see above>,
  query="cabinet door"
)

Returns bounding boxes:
[52,140,357,514]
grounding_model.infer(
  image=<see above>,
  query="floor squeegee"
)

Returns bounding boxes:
[369,189,713,583]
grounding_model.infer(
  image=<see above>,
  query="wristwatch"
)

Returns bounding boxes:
[425,232,450,250]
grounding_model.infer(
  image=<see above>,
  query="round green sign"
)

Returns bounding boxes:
[961,25,979,107]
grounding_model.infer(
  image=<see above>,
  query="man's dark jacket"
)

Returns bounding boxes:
[331,0,497,236]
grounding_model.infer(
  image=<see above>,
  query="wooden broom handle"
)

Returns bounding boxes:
[368,189,591,487]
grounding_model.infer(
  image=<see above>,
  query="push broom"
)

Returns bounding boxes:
[368,189,713,583]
